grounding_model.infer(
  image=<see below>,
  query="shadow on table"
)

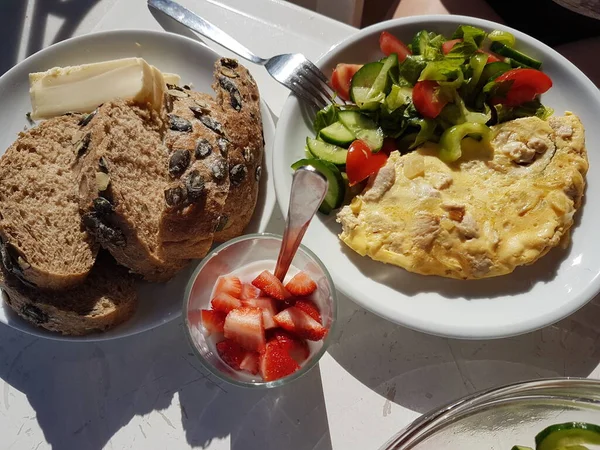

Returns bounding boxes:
[0,318,332,449]
[328,292,600,416]
[0,0,102,76]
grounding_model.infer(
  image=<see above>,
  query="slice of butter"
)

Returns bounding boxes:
[29,57,176,119]
[162,72,181,86]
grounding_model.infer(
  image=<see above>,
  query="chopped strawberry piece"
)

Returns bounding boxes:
[274,307,327,341]
[240,283,261,300]
[211,292,242,313]
[214,275,242,298]
[201,309,226,335]
[240,351,260,375]
[252,270,290,300]
[187,309,203,326]
[268,329,310,363]
[224,307,266,352]
[243,297,278,329]
[294,299,322,323]
[285,271,317,297]
[216,339,246,370]
[259,340,301,381]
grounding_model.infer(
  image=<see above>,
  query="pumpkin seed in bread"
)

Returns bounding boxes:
[0,114,97,290]
[0,253,137,336]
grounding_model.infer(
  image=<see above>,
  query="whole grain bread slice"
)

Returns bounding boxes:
[76,101,187,282]
[0,253,137,336]
[0,114,97,290]
[161,89,230,259]
[211,58,264,242]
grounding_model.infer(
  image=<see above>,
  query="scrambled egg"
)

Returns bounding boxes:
[337,114,588,279]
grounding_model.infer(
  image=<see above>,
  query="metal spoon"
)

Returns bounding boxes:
[274,166,328,281]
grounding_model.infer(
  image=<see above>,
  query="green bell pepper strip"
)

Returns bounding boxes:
[438,122,491,162]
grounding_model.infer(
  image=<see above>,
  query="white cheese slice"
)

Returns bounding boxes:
[29,57,175,119]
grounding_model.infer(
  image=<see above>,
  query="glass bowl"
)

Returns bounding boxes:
[380,378,600,449]
[183,233,337,388]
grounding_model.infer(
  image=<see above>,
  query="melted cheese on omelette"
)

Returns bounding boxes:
[337,114,588,279]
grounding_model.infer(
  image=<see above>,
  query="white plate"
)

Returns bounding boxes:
[0,29,276,341]
[274,15,600,339]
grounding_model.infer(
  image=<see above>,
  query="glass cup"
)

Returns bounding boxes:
[183,233,337,388]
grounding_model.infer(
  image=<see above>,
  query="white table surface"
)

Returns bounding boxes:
[1,1,600,449]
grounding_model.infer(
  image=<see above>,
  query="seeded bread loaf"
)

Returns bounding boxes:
[162,89,230,259]
[0,115,97,290]
[211,58,264,242]
[76,101,187,282]
[0,253,137,336]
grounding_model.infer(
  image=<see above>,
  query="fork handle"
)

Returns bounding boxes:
[148,0,267,65]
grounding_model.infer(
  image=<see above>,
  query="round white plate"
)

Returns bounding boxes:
[274,15,600,339]
[0,29,276,341]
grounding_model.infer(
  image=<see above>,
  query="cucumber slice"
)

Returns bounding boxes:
[411,30,430,55]
[489,41,542,69]
[306,137,348,166]
[319,122,355,147]
[291,158,345,214]
[350,62,384,110]
[338,110,384,151]
[511,446,533,450]
[480,61,512,83]
[536,422,600,450]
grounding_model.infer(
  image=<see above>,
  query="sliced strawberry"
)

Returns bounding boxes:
[243,297,278,329]
[224,306,266,352]
[285,271,317,297]
[240,351,260,375]
[201,309,226,335]
[187,309,203,326]
[293,299,321,324]
[274,307,327,341]
[211,292,242,313]
[214,275,242,298]
[259,340,301,381]
[216,339,246,370]
[252,270,290,300]
[268,329,310,364]
[240,283,261,300]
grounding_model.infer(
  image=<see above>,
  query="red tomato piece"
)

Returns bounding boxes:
[412,80,449,119]
[442,38,502,63]
[346,140,388,186]
[380,137,398,155]
[442,38,463,55]
[331,63,362,101]
[481,50,502,63]
[492,68,553,106]
[379,31,412,62]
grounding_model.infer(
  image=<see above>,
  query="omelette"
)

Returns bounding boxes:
[336,114,588,279]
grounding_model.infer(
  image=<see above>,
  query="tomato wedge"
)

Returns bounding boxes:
[442,38,502,63]
[380,137,398,155]
[412,80,449,119]
[331,63,362,101]
[491,68,553,106]
[346,140,388,186]
[379,31,412,62]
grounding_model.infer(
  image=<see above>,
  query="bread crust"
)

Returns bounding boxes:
[0,254,137,335]
[211,58,264,242]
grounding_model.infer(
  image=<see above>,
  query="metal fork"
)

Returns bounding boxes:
[148,0,340,109]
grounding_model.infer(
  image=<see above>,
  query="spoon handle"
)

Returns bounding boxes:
[274,166,328,281]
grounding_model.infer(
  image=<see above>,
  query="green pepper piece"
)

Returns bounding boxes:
[438,122,491,162]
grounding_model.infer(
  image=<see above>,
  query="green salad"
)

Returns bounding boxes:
[515,422,600,450]
[292,25,554,214]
